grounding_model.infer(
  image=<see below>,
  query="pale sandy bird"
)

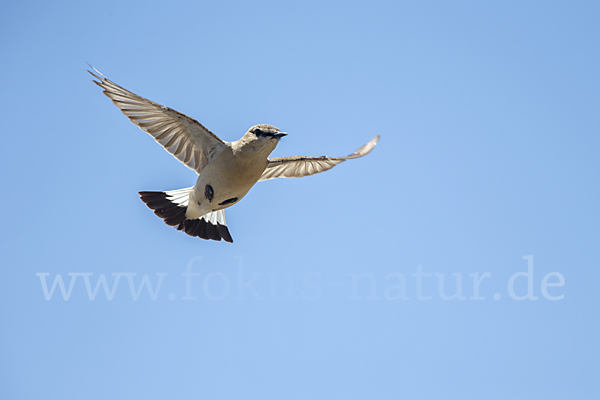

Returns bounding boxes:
[90,68,379,242]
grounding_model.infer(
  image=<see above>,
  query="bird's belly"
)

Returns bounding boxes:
[188,154,265,217]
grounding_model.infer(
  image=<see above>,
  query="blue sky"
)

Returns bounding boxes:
[1,1,599,398]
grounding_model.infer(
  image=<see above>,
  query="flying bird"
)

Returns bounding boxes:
[90,68,379,243]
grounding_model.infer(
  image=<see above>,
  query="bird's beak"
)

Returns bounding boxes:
[273,132,287,138]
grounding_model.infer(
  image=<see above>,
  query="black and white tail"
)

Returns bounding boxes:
[139,187,233,243]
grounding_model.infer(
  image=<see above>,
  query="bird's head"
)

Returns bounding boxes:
[249,124,287,142]
[235,124,287,155]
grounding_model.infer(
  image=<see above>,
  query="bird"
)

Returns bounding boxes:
[89,67,380,243]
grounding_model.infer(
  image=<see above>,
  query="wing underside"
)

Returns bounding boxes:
[89,67,227,173]
[259,134,380,181]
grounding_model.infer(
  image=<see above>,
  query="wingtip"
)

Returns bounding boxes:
[352,134,380,157]
[371,134,381,146]
[86,63,105,82]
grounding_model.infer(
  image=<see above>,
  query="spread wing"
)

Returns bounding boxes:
[259,135,379,181]
[89,67,227,174]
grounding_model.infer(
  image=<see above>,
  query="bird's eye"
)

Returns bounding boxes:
[254,129,263,136]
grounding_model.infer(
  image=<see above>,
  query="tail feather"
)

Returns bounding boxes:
[206,222,221,241]
[139,188,234,243]
[217,224,233,243]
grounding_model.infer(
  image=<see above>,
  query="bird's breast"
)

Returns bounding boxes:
[190,148,268,215]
